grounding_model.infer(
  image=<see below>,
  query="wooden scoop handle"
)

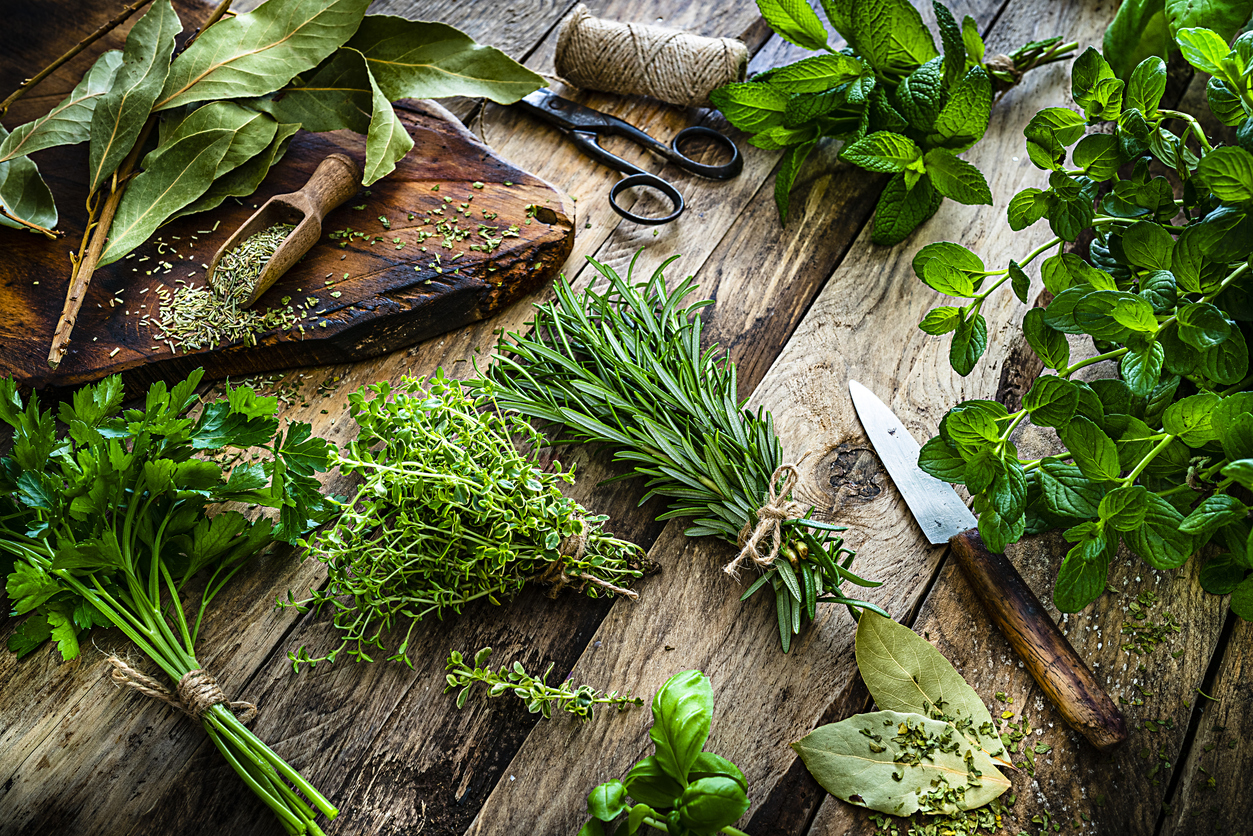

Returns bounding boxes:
[295,153,359,219]
[949,528,1127,752]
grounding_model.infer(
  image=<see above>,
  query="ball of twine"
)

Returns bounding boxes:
[554,4,748,108]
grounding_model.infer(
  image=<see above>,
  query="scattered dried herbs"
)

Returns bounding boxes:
[578,670,752,836]
[477,254,885,653]
[285,374,642,669]
[0,370,338,835]
[444,646,643,719]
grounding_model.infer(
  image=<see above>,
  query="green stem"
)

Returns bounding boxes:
[1123,434,1177,485]
[1060,346,1129,378]
[1158,109,1214,152]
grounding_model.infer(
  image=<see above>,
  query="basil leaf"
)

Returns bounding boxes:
[587,780,629,822]
[649,669,712,783]
[624,756,684,808]
[678,776,750,830]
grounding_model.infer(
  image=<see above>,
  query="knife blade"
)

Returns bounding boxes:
[848,380,1127,752]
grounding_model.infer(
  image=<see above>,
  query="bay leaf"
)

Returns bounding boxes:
[0,126,57,231]
[170,121,300,222]
[855,610,1007,760]
[98,130,232,265]
[247,49,373,133]
[87,0,181,194]
[0,50,123,163]
[146,101,279,180]
[154,0,371,112]
[354,49,413,186]
[791,709,1010,818]
[348,16,544,104]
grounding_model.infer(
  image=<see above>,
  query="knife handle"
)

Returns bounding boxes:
[948,528,1127,752]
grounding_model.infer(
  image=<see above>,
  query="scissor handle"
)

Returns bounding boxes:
[668,126,743,180]
[609,173,684,225]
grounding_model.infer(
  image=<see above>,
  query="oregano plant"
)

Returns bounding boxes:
[710,0,1074,243]
[915,32,1253,617]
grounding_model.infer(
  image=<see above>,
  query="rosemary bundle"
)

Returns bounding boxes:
[286,374,643,668]
[477,255,885,652]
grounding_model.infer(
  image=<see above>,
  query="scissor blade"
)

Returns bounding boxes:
[848,380,976,545]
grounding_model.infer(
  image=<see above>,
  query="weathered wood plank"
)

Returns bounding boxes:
[464,1,1109,833]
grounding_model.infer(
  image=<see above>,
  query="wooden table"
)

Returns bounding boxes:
[1,1,1249,834]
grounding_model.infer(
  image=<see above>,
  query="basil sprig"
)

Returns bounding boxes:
[710,0,1075,244]
[917,31,1253,617]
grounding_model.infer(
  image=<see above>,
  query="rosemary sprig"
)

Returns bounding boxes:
[476,254,886,652]
[285,374,643,669]
[444,647,643,719]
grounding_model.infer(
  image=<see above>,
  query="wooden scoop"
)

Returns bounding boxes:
[208,153,360,308]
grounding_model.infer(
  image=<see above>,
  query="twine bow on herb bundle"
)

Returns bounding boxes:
[106,655,258,723]
[478,253,887,652]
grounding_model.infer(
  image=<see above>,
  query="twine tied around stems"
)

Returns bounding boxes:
[537,517,639,599]
[105,655,257,723]
[725,456,812,578]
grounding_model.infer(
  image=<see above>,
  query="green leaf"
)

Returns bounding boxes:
[624,757,684,808]
[588,780,630,822]
[1122,220,1175,270]
[1071,47,1124,121]
[348,16,544,104]
[1072,133,1124,180]
[1181,494,1248,537]
[0,51,122,164]
[852,0,939,75]
[1103,0,1170,83]
[1007,188,1049,231]
[792,710,1010,817]
[775,140,817,224]
[1098,484,1150,531]
[677,777,750,830]
[1207,76,1247,126]
[919,306,963,335]
[766,53,865,95]
[1121,339,1165,397]
[5,560,62,613]
[7,614,54,658]
[709,82,790,133]
[345,47,415,186]
[1200,325,1249,384]
[46,601,82,661]
[1199,549,1247,594]
[1175,26,1237,78]
[87,0,180,195]
[756,0,831,51]
[855,611,1007,757]
[917,435,966,482]
[1196,146,1253,204]
[98,125,234,265]
[921,260,976,298]
[922,148,992,205]
[962,15,984,64]
[1163,392,1221,446]
[1059,416,1121,482]
[933,1,965,86]
[171,121,300,222]
[843,131,922,173]
[872,171,942,246]
[1055,522,1114,611]
[250,47,372,132]
[1177,302,1232,349]
[1126,56,1167,116]
[1009,261,1031,304]
[913,241,984,280]
[690,752,747,790]
[1111,295,1158,333]
[950,313,988,377]
[0,135,57,232]
[1123,493,1194,569]
[1023,107,1087,170]
[930,66,992,152]
[1023,375,1079,428]
[1022,308,1069,370]
[649,670,712,783]
[147,101,278,182]
[895,57,947,132]
[155,0,370,111]
[1166,0,1253,41]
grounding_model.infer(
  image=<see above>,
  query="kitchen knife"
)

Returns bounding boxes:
[848,380,1127,752]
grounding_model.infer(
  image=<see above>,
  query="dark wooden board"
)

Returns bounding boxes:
[0,1,574,391]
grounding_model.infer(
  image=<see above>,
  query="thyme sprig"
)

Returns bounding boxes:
[444,647,643,719]
[476,254,886,652]
[285,374,642,669]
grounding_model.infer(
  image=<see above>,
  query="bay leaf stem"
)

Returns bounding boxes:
[0,0,156,118]
[0,206,59,239]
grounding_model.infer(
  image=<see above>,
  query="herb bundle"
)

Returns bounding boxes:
[915,33,1253,616]
[444,646,643,719]
[578,670,752,836]
[0,370,338,834]
[793,612,1010,822]
[476,254,885,652]
[710,0,1074,243]
[0,0,543,364]
[286,374,643,669]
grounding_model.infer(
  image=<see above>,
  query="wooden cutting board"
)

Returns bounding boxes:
[0,1,575,391]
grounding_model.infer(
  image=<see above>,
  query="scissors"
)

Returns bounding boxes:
[517,88,743,225]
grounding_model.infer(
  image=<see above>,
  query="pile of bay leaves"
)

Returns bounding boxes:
[0,0,543,266]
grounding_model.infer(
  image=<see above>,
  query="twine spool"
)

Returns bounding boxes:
[554,4,748,108]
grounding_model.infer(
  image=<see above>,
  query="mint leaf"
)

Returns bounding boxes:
[1121,338,1165,397]
[1175,26,1235,79]
[1126,55,1167,116]
[1009,260,1031,304]
[1055,522,1114,611]
[1007,188,1049,231]
[1098,484,1150,531]
[930,65,992,152]
[851,0,939,75]
[1180,494,1248,537]
[923,148,992,204]
[1195,146,1253,204]
[1040,461,1105,518]
[1123,493,1193,569]
[1023,308,1070,370]
[950,312,988,376]
[708,82,789,133]
[757,0,830,52]
[1072,133,1124,180]
[842,131,922,172]
[1071,47,1124,121]
[763,53,863,94]
[1059,416,1121,482]
[1022,375,1079,428]
[776,140,817,224]
[933,0,965,85]
[871,171,942,245]
[895,57,947,132]
[919,306,963,335]
[918,435,966,482]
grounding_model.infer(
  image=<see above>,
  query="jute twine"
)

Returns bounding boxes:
[106,655,257,723]
[724,456,811,578]
[554,4,748,108]
[537,517,639,599]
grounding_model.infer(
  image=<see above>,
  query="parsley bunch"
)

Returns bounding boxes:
[916,33,1253,617]
[477,254,885,652]
[286,374,643,669]
[0,370,338,835]
[710,0,1074,243]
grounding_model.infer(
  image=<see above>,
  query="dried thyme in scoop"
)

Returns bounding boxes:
[213,222,294,305]
[284,373,643,669]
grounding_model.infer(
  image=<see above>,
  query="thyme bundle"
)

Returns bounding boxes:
[476,255,885,652]
[286,374,643,668]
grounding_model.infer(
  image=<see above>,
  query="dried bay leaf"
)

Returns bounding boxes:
[170,122,300,222]
[87,0,181,195]
[0,50,123,164]
[347,16,544,104]
[154,0,371,112]
[355,50,413,186]
[247,48,373,133]
[791,709,1010,817]
[147,102,279,180]
[855,610,1007,760]
[0,126,57,231]
[99,130,233,265]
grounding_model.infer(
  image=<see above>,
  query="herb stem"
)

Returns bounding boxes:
[1123,433,1177,485]
[1158,109,1214,152]
[1060,346,1129,377]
